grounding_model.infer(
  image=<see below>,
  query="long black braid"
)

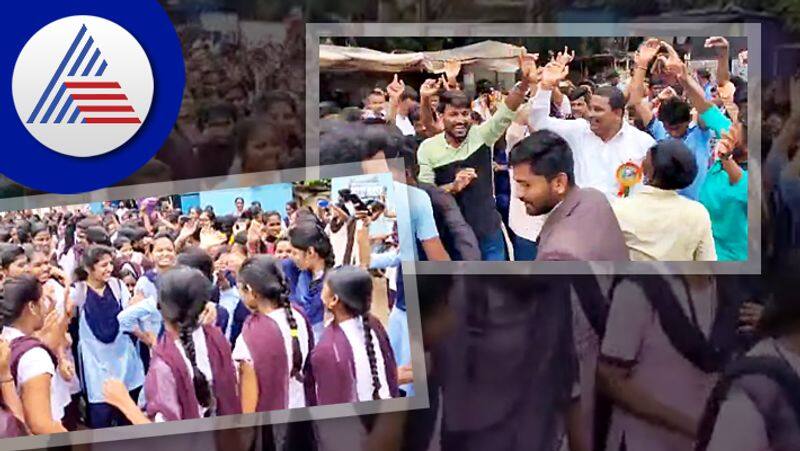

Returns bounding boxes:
[324,266,381,400]
[239,255,305,382]
[177,323,214,413]
[361,315,382,400]
[158,266,216,415]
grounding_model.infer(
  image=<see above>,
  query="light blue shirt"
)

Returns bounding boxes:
[393,181,439,261]
[73,280,145,403]
[132,276,163,336]
[218,287,241,340]
[647,119,713,200]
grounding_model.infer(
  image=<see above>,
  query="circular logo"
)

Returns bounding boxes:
[1,0,184,194]
[13,16,154,158]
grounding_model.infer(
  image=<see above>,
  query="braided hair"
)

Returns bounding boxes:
[288,221,335,270]
[326,266,381,400]
[238,255,304,381]
[157,266,215,413]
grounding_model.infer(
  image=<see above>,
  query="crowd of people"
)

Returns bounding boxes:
[124,12,306,187]
[0,189,412,438]
[320,37,750,262]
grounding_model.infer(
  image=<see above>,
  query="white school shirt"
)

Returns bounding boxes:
[231,308,311,409]
[44,279,81,395]
[154,327,214,422]
[1,326,71,423]
[338,318,391,401]
[529,89,655,198]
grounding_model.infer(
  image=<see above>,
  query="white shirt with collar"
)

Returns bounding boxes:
[395,114,416,136]
[529,89,655,198]
[1,326,71,422]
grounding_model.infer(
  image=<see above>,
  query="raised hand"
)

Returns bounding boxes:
[704,36,730,51]
[199,302,218,326]
[636,38,662,67]
[443,59,462,83]
[178,219,198,241]
[246,219,264,245]
[660,41,686,77]
[386,74,406,100]
[420,78,442,99]
[555,46,575,67]
[518,52,540,85]
[540,61,569,88]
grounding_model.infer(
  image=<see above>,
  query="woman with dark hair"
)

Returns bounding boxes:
[312,266,398,404]
[102,266,240,423]
[235,255,314,412]
[696,254,800,451]
[29,222,53,258]
[0,275,68,434]
[612,140,717,261]
[0,245,29,282]
[68,245,145,428]
[285,222,335,342]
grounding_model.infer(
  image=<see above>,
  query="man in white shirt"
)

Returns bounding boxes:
[386,76,419,137]
[529,65,655,198]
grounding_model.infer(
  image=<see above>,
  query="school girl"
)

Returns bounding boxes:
[235,255,315,413]
[285,222,335,342]
[0,337,25,437]
[69,245,145,428]
[0,275,70,434]
[0,245,29,282]
[312,266,398,405]
[102,266,241,423]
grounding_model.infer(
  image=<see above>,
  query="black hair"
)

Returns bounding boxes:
[325,266,380,400]
[438,90,472,112]
[658,97,692,126]
[263,211,282,223]
[0,275,42,326]
[152,231,176,246]
[648,140,698,190]
[509,130,576,186]
[320,101,341,118]
[157,266,214,411]
[253,90,298,116]
[74,245,115,282]
[579,79,597,91]
[176,247,214,281]
[593,86,626,112]
[567,86,591,102]
[113,236,132,250]
[286,201,298,210]
[15,221,32,244]
[197,102,237,131]
[476,79,494,96]
[407,104,421,124]
[697,68,711,80]
[76,218,99,231]
[288,222,335,269]
[29,222,50,240]
[233,231,248,246]
[0,245,27,271]
[86,226,111,246]
[238,255,304,381]
[234,197,245,204]
[400,85,419,102]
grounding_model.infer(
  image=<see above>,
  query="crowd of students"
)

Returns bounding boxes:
[320,37,751,262]
[125,14,305,187]
[0,191,409,437]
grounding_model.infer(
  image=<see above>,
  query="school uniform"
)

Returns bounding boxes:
[71,278,145,428]
[311,315,398,405]
[144,325,240,421]
[44,279,81,397]
[702,338,800,451]
[231,307,315,411]
[602,277,720,451]
[2,326,71,428]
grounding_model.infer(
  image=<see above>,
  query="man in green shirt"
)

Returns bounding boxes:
[417,55,536,260]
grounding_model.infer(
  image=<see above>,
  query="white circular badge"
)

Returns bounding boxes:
[12,15,154,158]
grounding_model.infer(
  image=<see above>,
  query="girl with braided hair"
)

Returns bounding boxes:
[102,266,240,424]
[285,221,335,342]
[312,266,398,405]
[235,255,315,413]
